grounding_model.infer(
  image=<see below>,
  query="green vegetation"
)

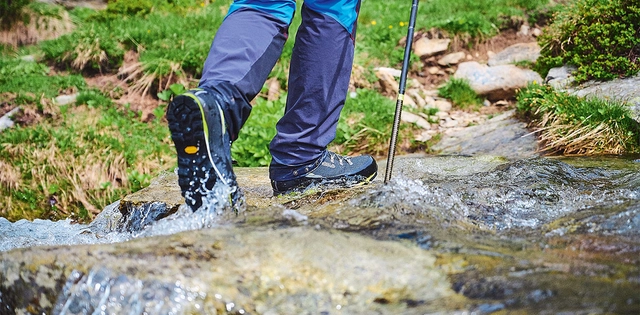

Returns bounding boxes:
[232,95,283,167]
[357,0,551,66]
[0,87,172,222]
[437,78,482,109]
[1,0,623,222]
[535,0,640,82]
[0,0,31,30]
[516,84,640,155]
[335,89,399,156]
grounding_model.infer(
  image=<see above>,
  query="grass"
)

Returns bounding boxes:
[0,89,173,222]
[0,0,605,222]
[438,78,482,110]
[334,89,400,156]
[357,0,551,67]
[516,83,640,155]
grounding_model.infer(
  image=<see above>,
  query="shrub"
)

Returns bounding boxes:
[516,83,640,155]
[536,0,640,82]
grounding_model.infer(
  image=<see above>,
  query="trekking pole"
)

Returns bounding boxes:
[384,0,419,183]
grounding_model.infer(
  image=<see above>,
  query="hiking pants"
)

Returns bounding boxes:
[199,0,360,169]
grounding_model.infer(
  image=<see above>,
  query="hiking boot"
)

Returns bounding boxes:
[166,88,243,212]
[270,150,378,195]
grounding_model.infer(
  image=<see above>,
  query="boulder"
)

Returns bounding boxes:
[0,226,454,314]
[546,67,640,120]
[413,38,450,58]
[488,42,541,67]
[454,61,543,101]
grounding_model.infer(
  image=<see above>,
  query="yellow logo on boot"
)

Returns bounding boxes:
[184,146,199,154]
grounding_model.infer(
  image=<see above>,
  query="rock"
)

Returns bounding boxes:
[19,55,35,62]
[424,95,436,107]
[54,93,78,106]
[407,90,426,107]
[434,100,452,112]
[440,118,459,128]
[532,28,543,37]
[454,61,543,101]
[0,226,454,314]
[416,130,435,141]
[546,67,640,119]
[374,67,402,77]
[403,93,417,108]
[545,65,577,89]
[375,69,399,94]
[413,38,450,58]
[0,107,20,132]
[487,42,541,67]
[437,52,466,66]
[266,77,280,101]
[433,110,539,159]
[569,74,640,119]
[427,66,440,75]
[401,111,431,129]
[518,24,530,36]
[117,171,184,232]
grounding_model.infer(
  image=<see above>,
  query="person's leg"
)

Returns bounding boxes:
[269,0,377,194]
[200,2,294,140]
[167,2,294,211]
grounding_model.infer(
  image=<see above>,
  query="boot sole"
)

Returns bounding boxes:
[167,93,225,211]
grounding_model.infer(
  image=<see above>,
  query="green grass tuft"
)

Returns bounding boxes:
[516,83,640,155]
[438,78,482,109]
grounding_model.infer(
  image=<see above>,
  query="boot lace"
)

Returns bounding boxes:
[328,151,353,166]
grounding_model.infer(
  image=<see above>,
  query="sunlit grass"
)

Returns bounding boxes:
[0,90,174,222]
[516,84,640,155]
[0,0,561,221]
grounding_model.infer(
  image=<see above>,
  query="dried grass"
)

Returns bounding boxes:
[0,160,20,190]
[118,59,187,97]
[0,106,172,218]
[67,39,109,71]
[529,111,631,155]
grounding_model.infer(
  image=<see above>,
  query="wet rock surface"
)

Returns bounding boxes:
[2,155,640,314]
[432,110,538,159]
[546,69,640,120]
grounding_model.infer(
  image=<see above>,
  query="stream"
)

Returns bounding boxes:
[1,155,639,314]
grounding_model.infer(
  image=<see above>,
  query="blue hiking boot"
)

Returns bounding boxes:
[270,150,378,195]
[166,88,243,212]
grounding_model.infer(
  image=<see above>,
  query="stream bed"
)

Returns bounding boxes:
[1,155,639,314]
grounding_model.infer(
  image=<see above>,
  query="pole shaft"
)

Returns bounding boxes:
[384,0,419,183]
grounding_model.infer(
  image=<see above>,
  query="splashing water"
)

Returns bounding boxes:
[353,157,640,230]
[0,180,241,252]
